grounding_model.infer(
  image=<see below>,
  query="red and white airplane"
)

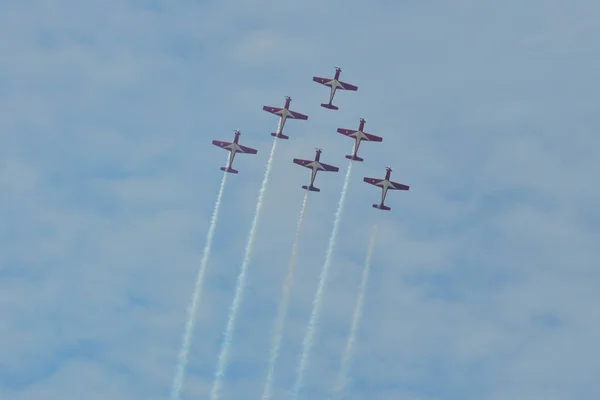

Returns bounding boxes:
[337,118,383,162]
[262,96,308,139]
[363,167,409,210]
[293,148,339,192]
[212,130,258,174]
[312,67,358,110]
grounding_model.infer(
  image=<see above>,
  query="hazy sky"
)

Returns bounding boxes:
[1,1,599,399]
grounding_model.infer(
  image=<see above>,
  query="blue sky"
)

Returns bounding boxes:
[1,0,599,399]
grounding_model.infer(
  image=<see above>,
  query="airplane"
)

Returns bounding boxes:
[211,130,258,174]
[312,66,358,110]
[293,148,339,192]
[337,118,383,162]
[262,96,309,139]
[363,167,409,210]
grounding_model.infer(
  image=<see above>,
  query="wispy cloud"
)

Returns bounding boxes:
[1,1,599,400]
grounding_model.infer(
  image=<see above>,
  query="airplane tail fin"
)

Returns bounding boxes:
[271,132,289,139]
[321,103,339,110]
[302,185,320,192]
[373,203,391,211]
[220,167,238,174]
[345,154,364,162]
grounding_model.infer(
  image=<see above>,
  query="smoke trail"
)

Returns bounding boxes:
[291,162,353,400]
[261,191,309,400]
[332,218,379,396]
[169,172,228,400]
[209,138,278,400]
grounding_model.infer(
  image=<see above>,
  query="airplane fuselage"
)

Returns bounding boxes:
[274,108,293,133]
[222,142,245,167]
[326,80,344,103]
[375,179,396,206]
[349,130,369,156]
[305,161,326,186]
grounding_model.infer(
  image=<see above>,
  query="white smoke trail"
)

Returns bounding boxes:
[332,218,379,396]
[291,162,353,400]
[209,138,278,400]
[261,191,309,400]
[169,172,229,400]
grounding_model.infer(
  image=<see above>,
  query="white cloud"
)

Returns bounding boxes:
[227,29,310,67]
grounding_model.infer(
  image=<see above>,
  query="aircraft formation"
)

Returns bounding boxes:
[172,66,411,400]
[212,66,410,210]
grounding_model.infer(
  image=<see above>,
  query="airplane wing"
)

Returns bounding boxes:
[289,110,309,120]
[263,106,282,115]
[339,80,358,91]
[312,76,330,86]
[363,177,382,186]
[363,132,383,142]
[212,140,231,149]
[390,181,410,190]
[336,128,382,142]
[293,158,311,168]
[238,144,258,154]
[337,128,355,136]
[319,162,339,172]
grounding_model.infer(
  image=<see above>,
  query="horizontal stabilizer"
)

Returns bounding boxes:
[302,185,320,192]
[271,132,289,140]
[373,203,391,211]
[320,103,339,110]
[220,167,238,174]
[345,154,364,162]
